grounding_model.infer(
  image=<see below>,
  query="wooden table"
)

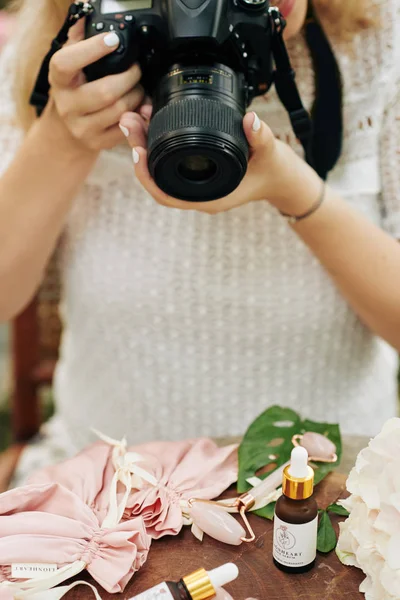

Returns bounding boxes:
[66,436,369,600]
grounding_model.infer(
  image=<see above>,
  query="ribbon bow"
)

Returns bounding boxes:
[93,430,158,529]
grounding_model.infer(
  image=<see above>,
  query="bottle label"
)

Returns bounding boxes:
[128,582,174,600]
[273,514,318,568]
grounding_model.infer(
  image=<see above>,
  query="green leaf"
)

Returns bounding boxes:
[327,503,350,517]
[252,502,276,520]
[317,510,337,553]
[238,406,301,492]
[238,406,342,495]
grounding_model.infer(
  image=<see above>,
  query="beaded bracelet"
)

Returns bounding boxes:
[280,180,326,225]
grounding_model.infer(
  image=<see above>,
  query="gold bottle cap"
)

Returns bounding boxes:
[183,568,215,600]
[282,447,314,500]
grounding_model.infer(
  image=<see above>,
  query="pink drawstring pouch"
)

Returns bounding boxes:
[0,482,151,600]
[27,433,160,530]
[28,441,116,526]
[96,435,239,539]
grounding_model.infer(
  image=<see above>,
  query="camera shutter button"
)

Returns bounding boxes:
[114,34,125,54]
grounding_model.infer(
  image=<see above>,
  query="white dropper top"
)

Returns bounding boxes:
[207,563,239,589]
[287,446,309,478]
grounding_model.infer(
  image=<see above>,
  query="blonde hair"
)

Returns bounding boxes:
[11,0,376,129]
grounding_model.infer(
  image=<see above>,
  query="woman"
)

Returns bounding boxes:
[0,0,399,482]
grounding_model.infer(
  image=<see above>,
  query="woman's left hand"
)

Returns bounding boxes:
[119,111,321,216]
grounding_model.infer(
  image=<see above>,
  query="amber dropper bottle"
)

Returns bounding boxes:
[129,562,239,600]
[273,446,318,574]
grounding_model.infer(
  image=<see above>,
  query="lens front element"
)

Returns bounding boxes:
[177,155,218,183]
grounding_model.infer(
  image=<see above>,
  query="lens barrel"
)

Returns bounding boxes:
[147,64,249,202]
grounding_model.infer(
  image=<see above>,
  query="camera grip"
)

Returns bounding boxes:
[84,17,139,81]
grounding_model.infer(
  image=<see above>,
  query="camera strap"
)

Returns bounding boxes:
[304,3,343,181]
[270,9,316,171]
[30,1,94,117]
[270,5,343,180]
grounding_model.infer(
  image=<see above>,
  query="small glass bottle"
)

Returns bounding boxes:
[129,562,239,600]
[273,446,318,574]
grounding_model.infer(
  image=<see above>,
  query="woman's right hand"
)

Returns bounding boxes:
[47,21,145,153]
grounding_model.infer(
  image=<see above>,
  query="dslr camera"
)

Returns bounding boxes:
[84,0,286,201]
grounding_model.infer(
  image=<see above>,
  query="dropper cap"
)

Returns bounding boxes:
[282,446,314,500]
[183,563,239,600]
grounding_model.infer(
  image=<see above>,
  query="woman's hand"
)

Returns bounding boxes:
[46,21,146,153]
[119,110,322,215]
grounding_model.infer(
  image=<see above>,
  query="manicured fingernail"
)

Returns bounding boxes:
[119,124,130,137]
[132,148,140,164]
[252,112,261,132]
[104,32,120,48]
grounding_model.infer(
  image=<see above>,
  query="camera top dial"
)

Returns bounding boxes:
[237,0,268,11]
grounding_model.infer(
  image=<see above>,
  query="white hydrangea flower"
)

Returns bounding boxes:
[336,418,400,600]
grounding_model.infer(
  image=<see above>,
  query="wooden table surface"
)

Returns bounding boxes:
[65,436,369,600]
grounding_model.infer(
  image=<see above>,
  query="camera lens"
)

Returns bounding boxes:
[147,64,249,202]
[177,155,218,183]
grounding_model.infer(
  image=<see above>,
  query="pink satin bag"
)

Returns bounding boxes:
[0,481,150,599]
[123,438,239,538]
[28,441,116,525]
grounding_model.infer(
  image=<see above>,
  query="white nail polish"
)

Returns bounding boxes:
[119,124,130,137]
[252,112,261,132]
[104,32,120,48]
[132,148,140,164]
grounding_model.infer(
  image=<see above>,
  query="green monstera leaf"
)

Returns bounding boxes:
[238,405,342,494]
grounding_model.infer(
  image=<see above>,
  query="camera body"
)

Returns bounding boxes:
[85,0,274,102]
[85,0,277,201]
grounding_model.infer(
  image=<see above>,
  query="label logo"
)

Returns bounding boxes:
[11,564,58,580]
[275,525,296,550]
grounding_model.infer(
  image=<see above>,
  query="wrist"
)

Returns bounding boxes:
[267,141,323,216]
[31,103,98,167]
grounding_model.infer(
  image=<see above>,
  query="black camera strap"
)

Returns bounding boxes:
[270,9,315,170]
[30,1,94,117]
[304,3,343,181]
[270,4,343,180]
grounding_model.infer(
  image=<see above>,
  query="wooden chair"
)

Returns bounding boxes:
[0,251,62,491]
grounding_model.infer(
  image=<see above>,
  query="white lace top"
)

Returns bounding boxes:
[1,0,400,478]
